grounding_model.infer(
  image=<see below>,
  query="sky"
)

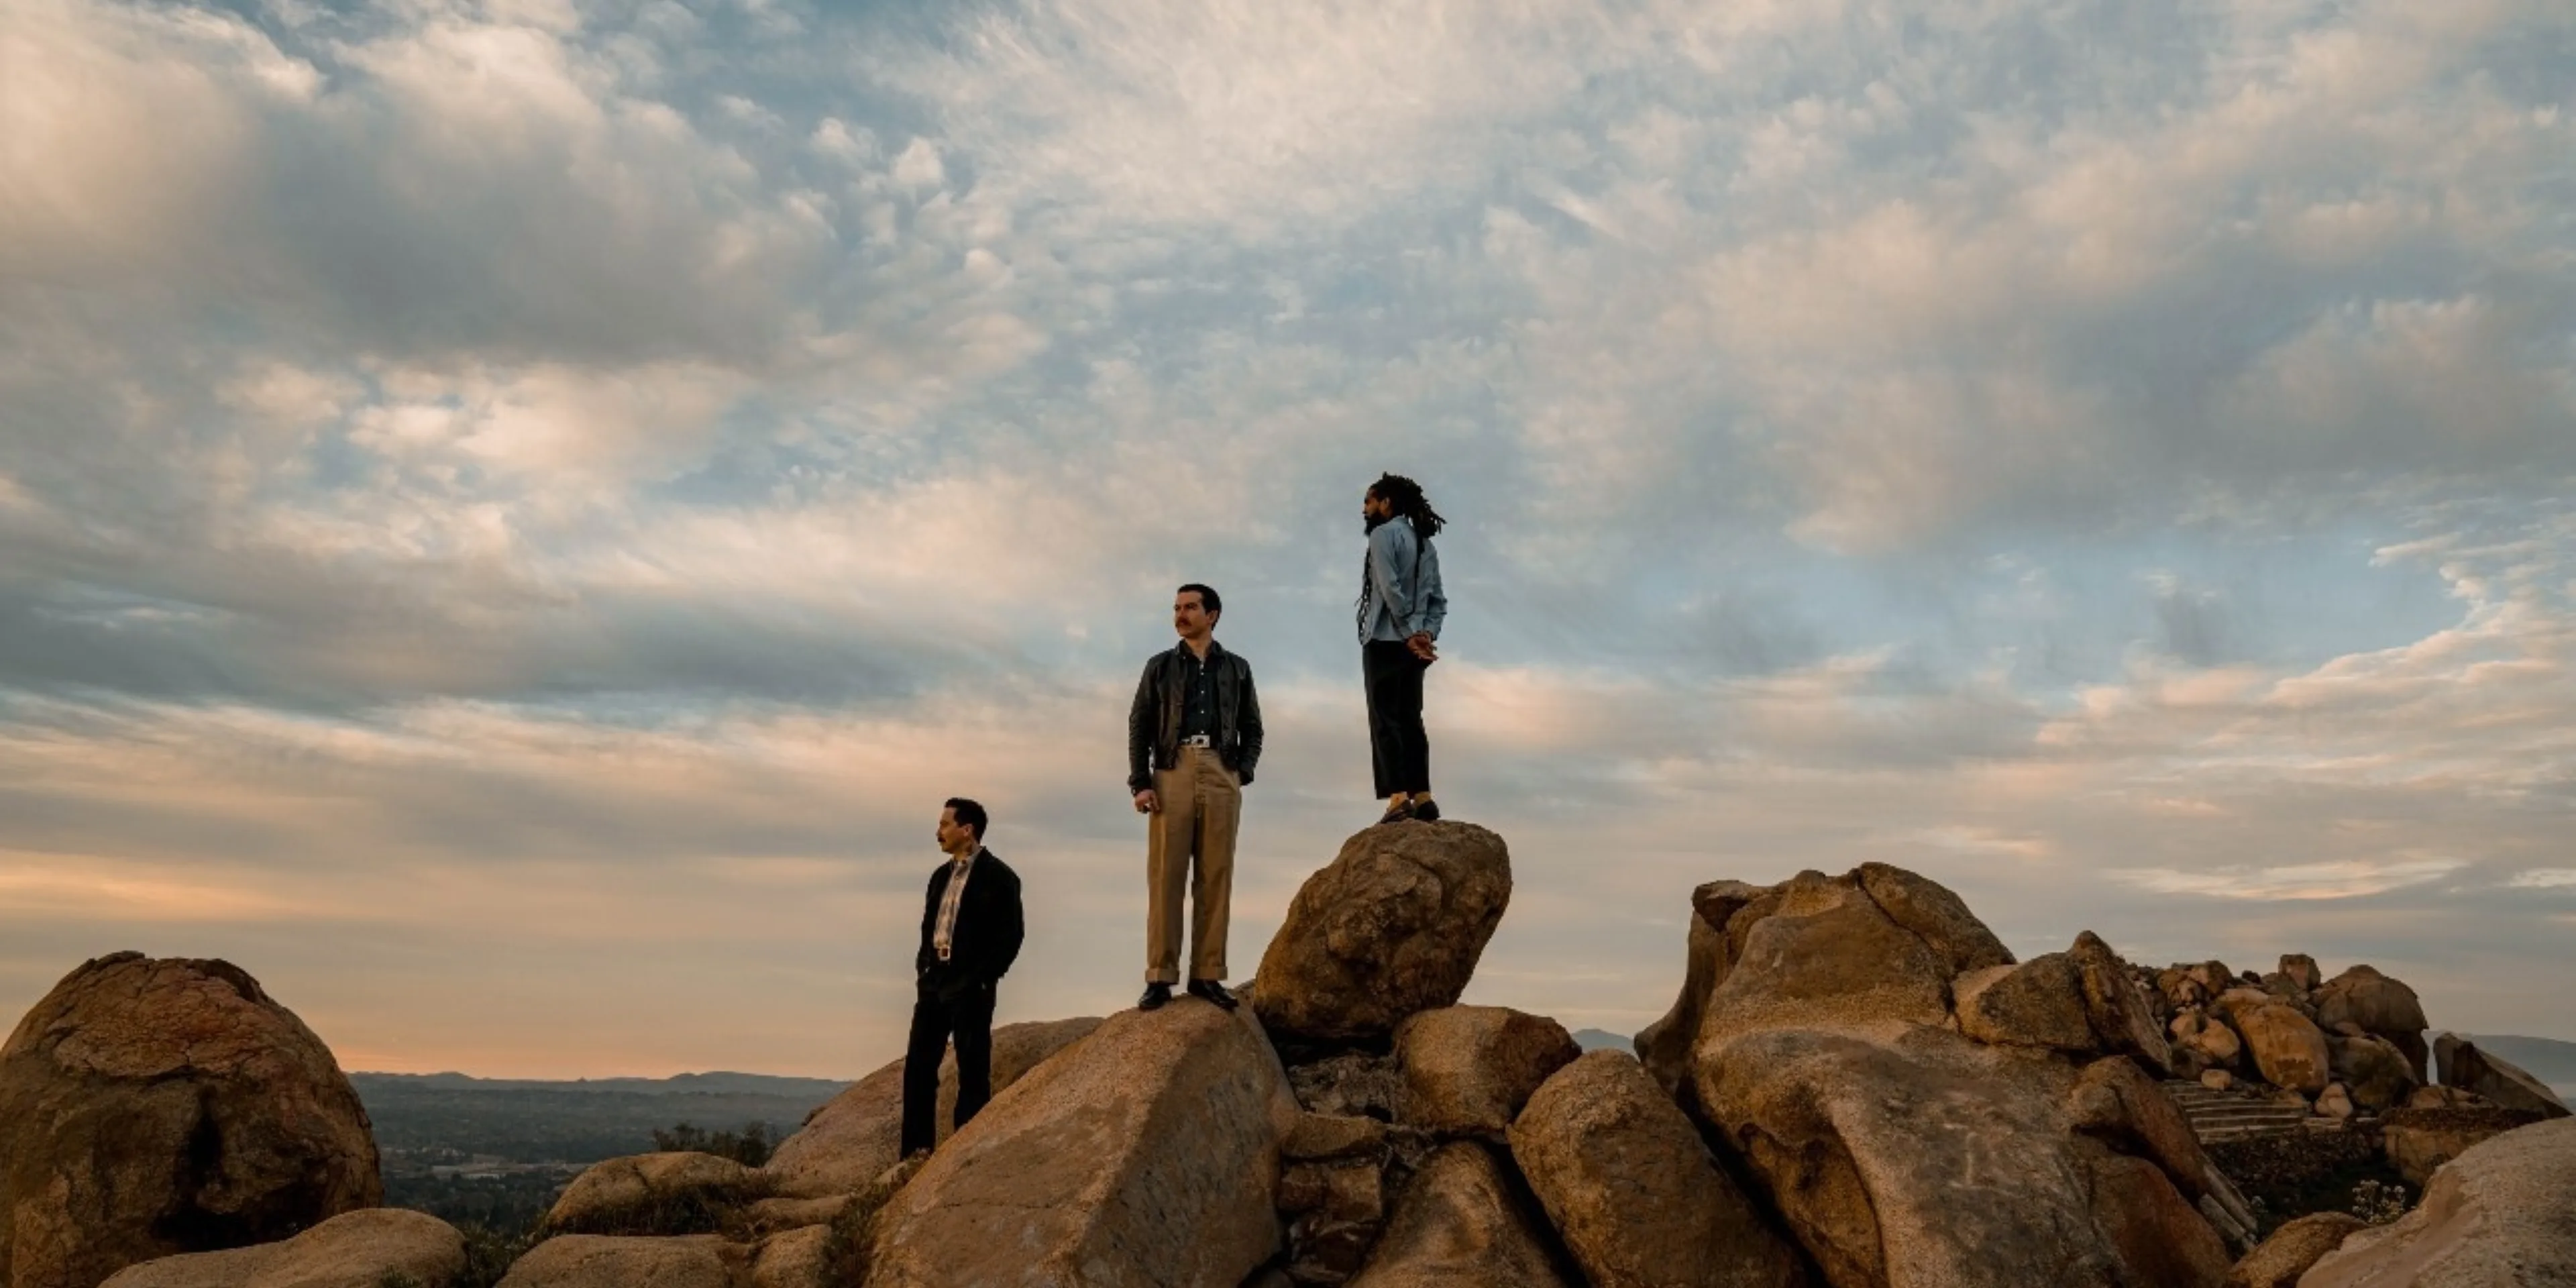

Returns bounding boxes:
[1,0,2571,1079]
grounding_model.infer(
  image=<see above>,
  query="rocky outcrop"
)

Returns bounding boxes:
[1346,1142,1569,1288]
[0,954,382,1288]
[1253,822,1511,1043]
[494,1234,733,1288]
[2312,966,2428,1080]
[762,1016,1099,1199]
[541,1152,770,1238]
[1953,955,2096,1053]
[2432,1032,2571,1120]
[1682,869,2231,1288]
[2300,1118,2576,1287]
[2233,1004,2330,1094]
[864,1002,1297,1287]
[2220,1211,2362,1288]
[2380,1105,2545,1187]
[1508,1051,1805,1288]
[2326,1034,2416,1112]
[98,1210,466,1288]
[1395,1006,1579,1136]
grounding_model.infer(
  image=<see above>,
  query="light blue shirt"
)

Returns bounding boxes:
[1360,521,1447,643]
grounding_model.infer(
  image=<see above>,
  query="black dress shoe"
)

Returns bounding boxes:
[1187,979,1240,1011]
[1138,981,1173,1012]
[1410,798,1442,822]
[1375,800,1414,826]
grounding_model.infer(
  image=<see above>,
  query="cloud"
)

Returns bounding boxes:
[2106,859,2470,902]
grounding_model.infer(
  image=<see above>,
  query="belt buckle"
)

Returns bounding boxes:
[1181,734,1213,747]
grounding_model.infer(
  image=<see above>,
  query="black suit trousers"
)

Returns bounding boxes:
[1363,639,1432,797]
[899,976,996,1156]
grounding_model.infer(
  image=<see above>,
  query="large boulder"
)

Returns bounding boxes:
[2432,1033,2570,1120]
[1953,955,2096,1054]
[2312,966,2428,1080]
[494,1235,731,1288]
[2233,1004,2331,1094]
[2069,932,2172,1075]
[0,954,381,1288]
[1508,1051,1805,1288]
[1253,822,1512,1043]
[98,1210,466,1288]
[864,1002,1297,1287]
[1346,1142,1569,1288]
[2380,1105,2545,1187]
[2220,1212,2363,1288]
[1395,1006,1579,1136]
[762,1016,1099,1199]
[541,1152,769,1237]
[1685,869,2231,1288]
[2299,1118,2576,1287]
[2326,1034,2416,1112]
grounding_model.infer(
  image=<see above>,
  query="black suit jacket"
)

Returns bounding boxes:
[915,849,1024,999]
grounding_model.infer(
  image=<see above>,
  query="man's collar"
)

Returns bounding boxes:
[1173,638,1224,662]
[949,846,981,865]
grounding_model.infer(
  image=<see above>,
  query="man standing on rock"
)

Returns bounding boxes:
[901,798,1023,1158]
[1128,583,1263,1013]
[1358,473,1448,825]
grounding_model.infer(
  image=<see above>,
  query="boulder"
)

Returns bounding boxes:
[865,1002,1297,1287]
[2233,1004,2331,1093]
[2432,1033,2570,1119]
[0,954,381,1288]
[2381,1106,2545,1187]
[2314,1083,2355,1120]
[2070,932,2172,1074]
[1635,881,1770,1099]
[1395,1006,1580,1135]
[541,1152,768,1237]
[2300,1118,2576,1287]
[1953,956,2096,1053]
[1346,1142,1569,1288]
[2220,1211,2363,1288]
[2275,955,2322,994]
[762,1016,1099,1199]
[2312,966,2428,1080]
[1688,869,2229,1287]
[97,1210,466,1288]
[493,1234,731,1288]
[1284,1112,1389,1162]
[1507,1051,1804,1288]
[2188,1018,2243,1069]
[1253,822,1512,1042]
[2326,1034,2416,1112]
[2202,1069,2235,1092]
[2067,1057,2210,1200]
[1287,1050,1404,1122]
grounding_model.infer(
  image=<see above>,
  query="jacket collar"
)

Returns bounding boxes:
[1170,638,1227,665]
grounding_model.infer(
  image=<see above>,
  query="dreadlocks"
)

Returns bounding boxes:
[1368,473,1446,544]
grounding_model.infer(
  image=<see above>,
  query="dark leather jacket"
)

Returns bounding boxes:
[1128,641,1263,792]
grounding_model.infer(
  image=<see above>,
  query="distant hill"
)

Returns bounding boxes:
[2461,1034,2576,1098]
[352,1070,850,1099]
[1570,1028,1633,1054]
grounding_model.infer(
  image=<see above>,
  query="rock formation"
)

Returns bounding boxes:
[762,1016,1101,1199]
[1665,868,2231,1287]
[540,1151,771,1238]
[1253,822,1511,1042]
[863,1001,1297,1287]
[97,1210,467,1288]
[2432,1032,2571,1119]
[2312,965,2430,1081]
[0,953,381,1288]
[2299,1118,2576,1287]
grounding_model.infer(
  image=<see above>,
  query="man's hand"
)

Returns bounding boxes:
[1407,632,1439,663]
[1133,789,1161,814]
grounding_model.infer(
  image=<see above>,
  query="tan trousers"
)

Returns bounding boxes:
[1146,745,1239,984]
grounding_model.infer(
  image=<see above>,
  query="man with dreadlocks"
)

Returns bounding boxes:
[1358,473,1450,824]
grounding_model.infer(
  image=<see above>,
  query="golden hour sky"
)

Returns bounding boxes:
[3,0,2572,1077]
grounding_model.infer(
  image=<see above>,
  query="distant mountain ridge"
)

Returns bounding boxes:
[1570,1028,1631,1053]
[351,1070,850,1099]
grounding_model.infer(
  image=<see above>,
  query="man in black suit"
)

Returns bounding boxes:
[900,797,1024,1158]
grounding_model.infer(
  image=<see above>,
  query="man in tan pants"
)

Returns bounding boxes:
[1126,583,1264,1012]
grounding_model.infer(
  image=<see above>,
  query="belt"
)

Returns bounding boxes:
[1179,734,1214,747]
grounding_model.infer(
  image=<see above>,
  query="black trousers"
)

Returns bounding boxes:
[1363,639,1432,797]
[899,976,996,1156]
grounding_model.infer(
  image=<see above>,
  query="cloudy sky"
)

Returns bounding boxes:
[3,0,2570,1079]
